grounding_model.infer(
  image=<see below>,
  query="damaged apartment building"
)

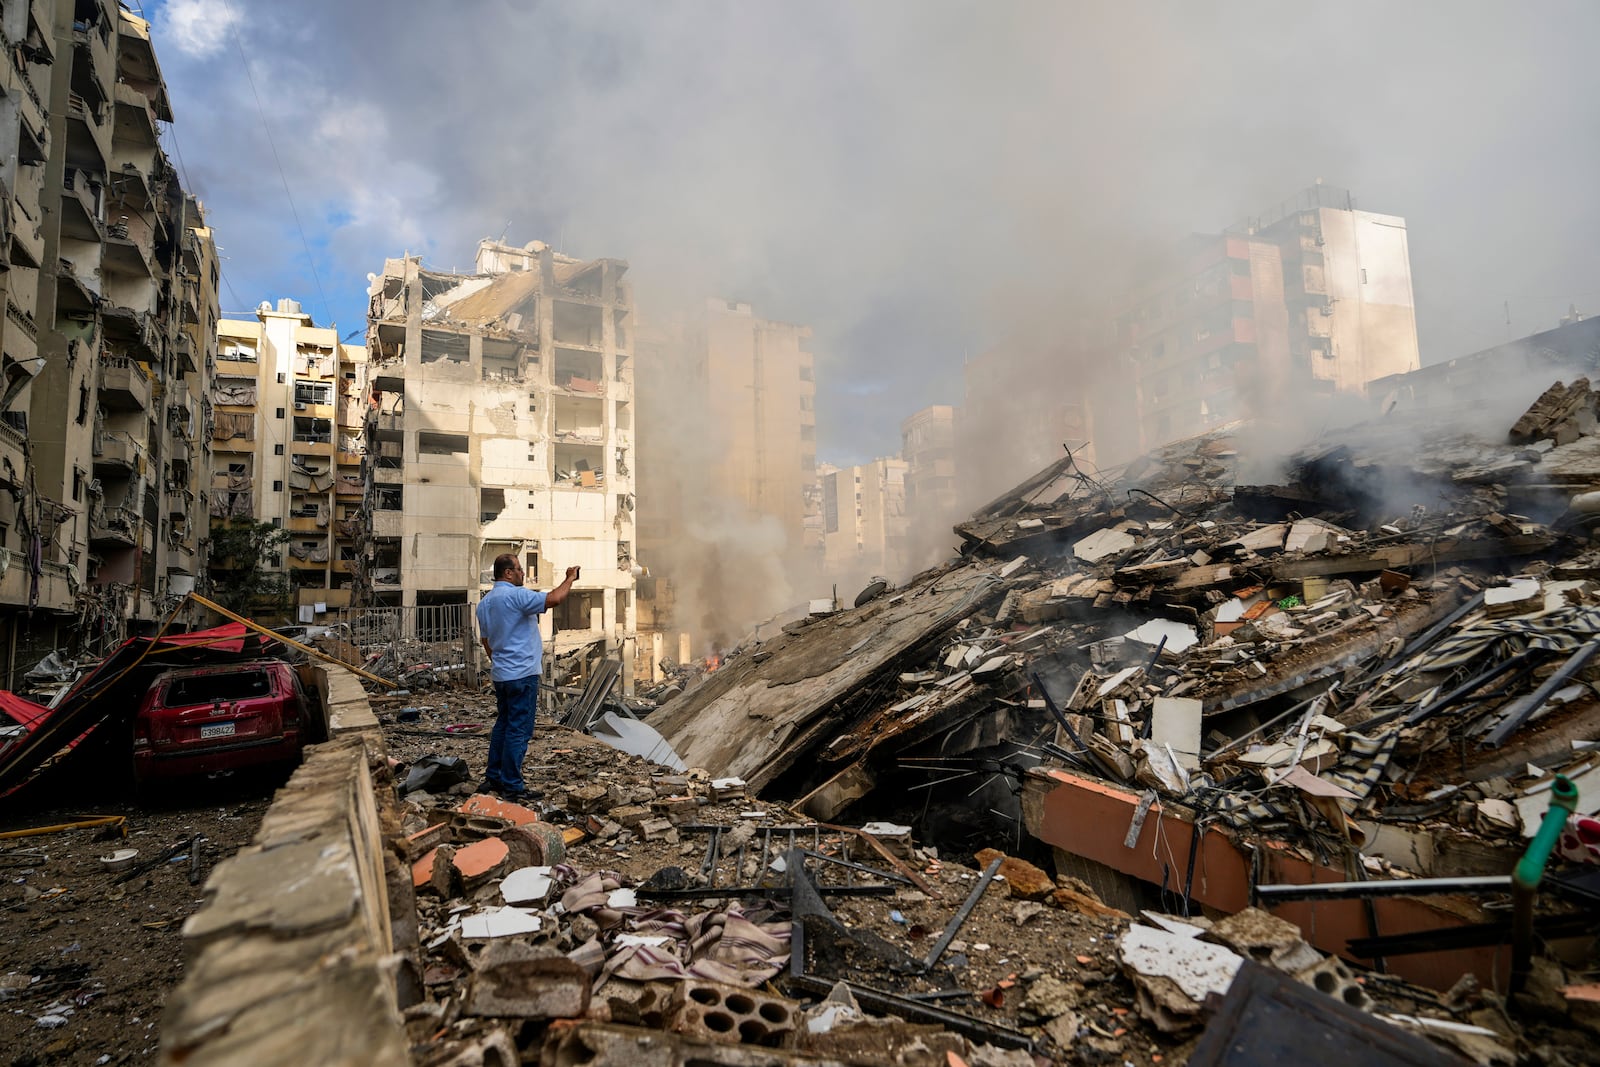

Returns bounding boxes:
[360,239,639,686]
[635,299,820,668]
[0,0,219,680]
[959,183,1422,493]
[208,300,367,616]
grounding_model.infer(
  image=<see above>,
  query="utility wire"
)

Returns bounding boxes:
[217,0,331,325]
[160,84,247,316]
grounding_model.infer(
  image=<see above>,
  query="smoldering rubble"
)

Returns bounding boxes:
[367,380,1600,1065]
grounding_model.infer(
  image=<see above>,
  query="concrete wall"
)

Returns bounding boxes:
[160,665,413,1065]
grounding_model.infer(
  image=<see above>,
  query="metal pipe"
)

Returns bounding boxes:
[1255,875,1511,902]
[1511,775,1579,994]
[1483,637,1600,749]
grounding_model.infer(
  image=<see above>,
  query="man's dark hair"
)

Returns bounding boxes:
[493,554,519,580]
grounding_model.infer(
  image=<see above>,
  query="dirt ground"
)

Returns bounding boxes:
[0,770,277,1067]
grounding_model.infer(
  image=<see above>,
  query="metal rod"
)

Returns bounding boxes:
[1483,637,1600,749]
[1207,691,1326,760]
[799,848,912,885]
[923,857,1003,971]
[1255,875,1510,902]
[1358,654,1529,731]
[785,974,1033,1052]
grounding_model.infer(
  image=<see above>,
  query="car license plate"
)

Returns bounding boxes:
[200,722,236,739]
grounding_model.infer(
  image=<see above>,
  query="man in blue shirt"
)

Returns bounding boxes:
[475,554,579,802]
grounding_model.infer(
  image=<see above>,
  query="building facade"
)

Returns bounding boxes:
[360,240,637,685]
[1234,183,1421,396]
[210,301,366,615]
[1106,233,1292,454]
[900,404,960,568]
[634,299,819,661]
[820,457,908,593]
[0,1,217,679]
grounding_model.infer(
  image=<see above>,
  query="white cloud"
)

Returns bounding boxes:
[157,0,243,59]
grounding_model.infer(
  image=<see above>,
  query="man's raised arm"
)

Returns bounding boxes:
[545,566,581,607]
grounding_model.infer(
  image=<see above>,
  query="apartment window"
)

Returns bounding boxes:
[294,381,333,405]
[228,462,246,476]
[799,364,813,381]
[273,444,284,455]
[800,425,815,442]
[271,517,282,528]
[273,480,283,492]
[77,383,89,425]
[72,468,83,501]
[276,407,285,419]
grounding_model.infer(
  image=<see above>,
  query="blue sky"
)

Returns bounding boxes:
[140,0,1600,463]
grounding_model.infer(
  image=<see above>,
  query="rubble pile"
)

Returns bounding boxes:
[382,718,1556,1065]
[647,385,1600,851]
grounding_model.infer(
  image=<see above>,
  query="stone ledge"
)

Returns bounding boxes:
[162,666,411,1066]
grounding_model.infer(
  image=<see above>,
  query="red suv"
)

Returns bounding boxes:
[132,660,311,784]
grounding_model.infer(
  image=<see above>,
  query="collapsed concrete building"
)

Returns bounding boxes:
[360,240,638,686]
[649,374,1600,1004]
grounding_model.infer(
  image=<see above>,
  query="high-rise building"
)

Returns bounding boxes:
[1106,232,1292,453]
[635,300,819,659]
[360,240,637,686]
[820,458,908,592]
[209,301,367,615]
[900,404,961,567]
[0,1,218,679]
[961,185,1422,478]
[1232,183,1421,395]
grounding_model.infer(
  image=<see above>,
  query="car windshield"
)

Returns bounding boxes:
[163,671,273,707]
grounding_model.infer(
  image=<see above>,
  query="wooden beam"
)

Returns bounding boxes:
[186,592,396,689]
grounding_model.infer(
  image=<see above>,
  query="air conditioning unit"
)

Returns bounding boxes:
[294,402,307,411]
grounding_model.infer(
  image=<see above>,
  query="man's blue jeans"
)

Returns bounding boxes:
[487,673,539,794]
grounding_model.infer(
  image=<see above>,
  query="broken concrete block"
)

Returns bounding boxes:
[639,817,678,843]
[667,979,796,1047]
[1074,527,1138,564]
[1119,924,1243,1032]
[463,941,590,1019]
[610,804,652,829]
[651,795,702,822]
[974,848,1054,900]
[565,783,609,813]
[709,777,747,803]
[1206,907,1323,974]
[1296,955,1373,1012]
[1020,974,1081,1022]
[421,1026,518,1067]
